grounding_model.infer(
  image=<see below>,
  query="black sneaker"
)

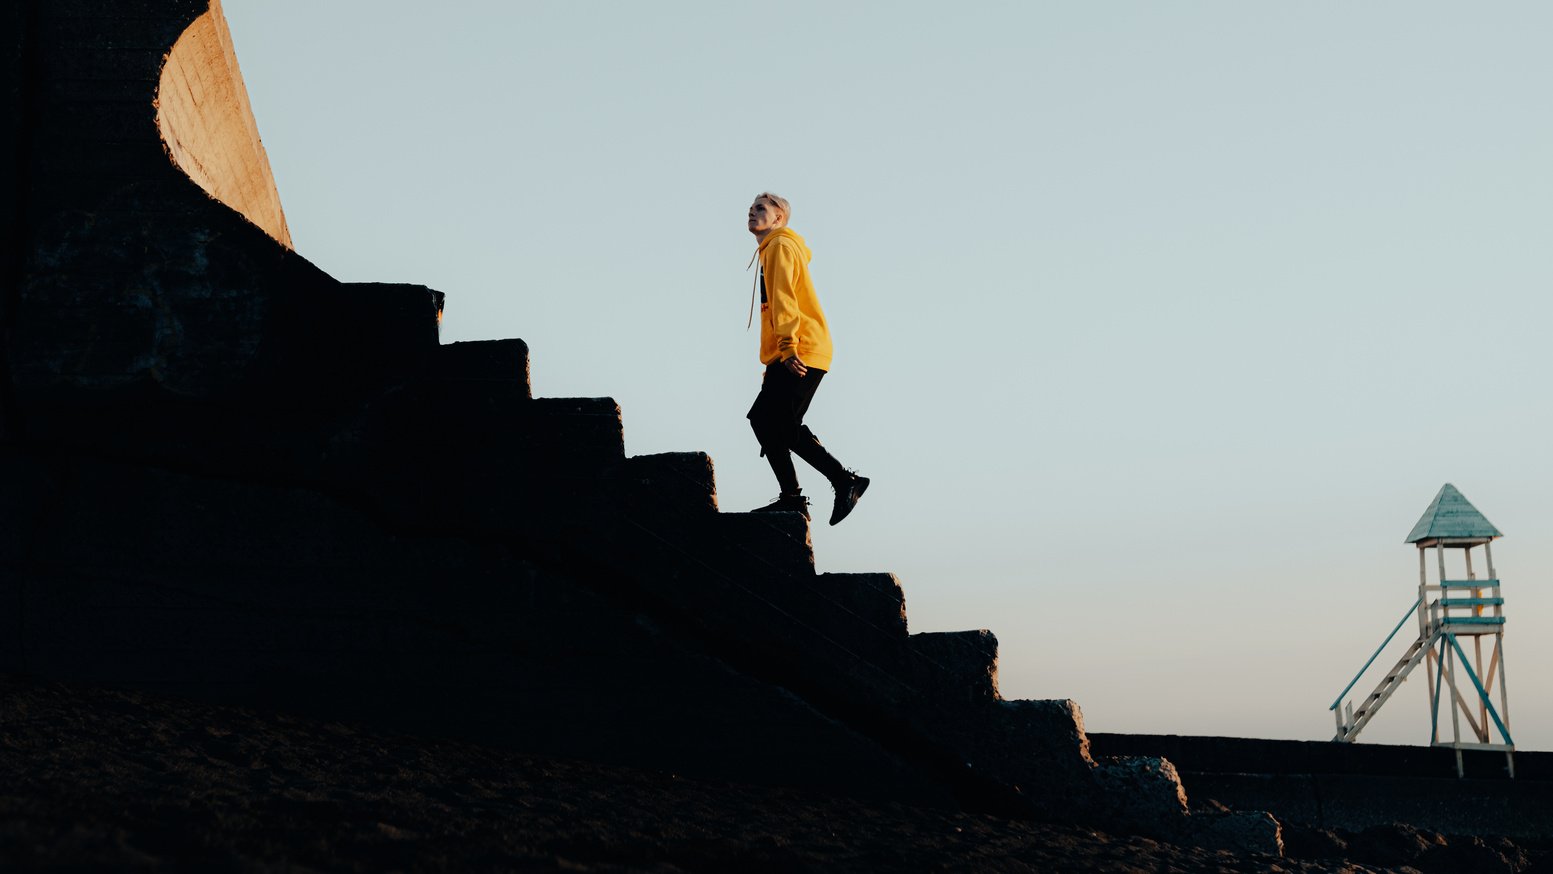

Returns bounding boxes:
[829,472,870,526]
[753,492,810,521]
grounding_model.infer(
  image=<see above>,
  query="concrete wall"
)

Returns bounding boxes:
[2,3,25,270]
[1091,733,1553,839]
[156,0,290,247]
[1,1,31,439]
[5,0,336,411]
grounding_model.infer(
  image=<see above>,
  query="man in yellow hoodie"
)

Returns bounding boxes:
[745,192,869,525]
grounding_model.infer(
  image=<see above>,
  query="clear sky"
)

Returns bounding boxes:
[222,0,1553,750]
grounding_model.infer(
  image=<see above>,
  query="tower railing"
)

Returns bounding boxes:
[1331,596,1423,739]
[1422,579,1504,631]
[1331,596,1422,715]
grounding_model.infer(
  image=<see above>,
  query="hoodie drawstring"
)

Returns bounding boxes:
[746,248,760,330]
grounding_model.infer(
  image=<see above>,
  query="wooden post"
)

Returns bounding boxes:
[1444,638,1466,775]
[1475,635,1488,741]
[1496,636,1512,740]
[1420,547,1436,729]
[1501,628,1516,780]
[1430,638,1445,745]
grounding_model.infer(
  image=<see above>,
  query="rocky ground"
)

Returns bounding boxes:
[0,674,1544,873]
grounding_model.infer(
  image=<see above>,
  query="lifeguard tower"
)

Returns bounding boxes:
[1329,484,1514,777]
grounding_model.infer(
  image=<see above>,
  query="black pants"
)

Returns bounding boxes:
[747,361,848,495]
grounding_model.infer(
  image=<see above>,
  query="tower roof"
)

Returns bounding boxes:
[1405,483,1503,543]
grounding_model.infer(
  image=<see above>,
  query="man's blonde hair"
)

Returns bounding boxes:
[754,192,791,224]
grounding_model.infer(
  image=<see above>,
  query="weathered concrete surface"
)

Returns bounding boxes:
[1091,733,1553,840]
[156,0,290,247]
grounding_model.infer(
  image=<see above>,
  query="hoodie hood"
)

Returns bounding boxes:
[757,226,811,262]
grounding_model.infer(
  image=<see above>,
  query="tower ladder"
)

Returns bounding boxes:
[1333,623,1437,742]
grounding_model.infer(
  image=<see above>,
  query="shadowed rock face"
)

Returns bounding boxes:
[5,0,336,410]
[1,0,1264,858]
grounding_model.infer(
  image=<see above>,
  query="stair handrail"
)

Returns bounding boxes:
[1330,596,1423,713]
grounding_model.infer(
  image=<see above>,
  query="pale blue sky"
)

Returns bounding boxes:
[223,1,1553,749]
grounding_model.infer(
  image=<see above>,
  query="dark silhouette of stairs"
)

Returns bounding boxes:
[0,0,1279,855]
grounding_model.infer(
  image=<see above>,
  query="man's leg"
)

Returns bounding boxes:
[790,425,848,482]
[791,424,870,525]
[748,364,870,525]
[758,433,801,496]
[747,363,817,516]
[782,372,869,526]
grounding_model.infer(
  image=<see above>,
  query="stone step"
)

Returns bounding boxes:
[907,629,1000,705]
[817,573,908,641]
[603,508,817,592]
[310,282,444,386]
[249,278,453,398]
[709,512,816,580]
[432,339,531,396]
[324,389,625,531]
[335,390,623,468]
[612,452,718,515]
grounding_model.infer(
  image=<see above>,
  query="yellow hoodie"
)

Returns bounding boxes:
[757,227,834,371]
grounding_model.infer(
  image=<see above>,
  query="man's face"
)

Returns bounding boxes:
[747,198,784,235]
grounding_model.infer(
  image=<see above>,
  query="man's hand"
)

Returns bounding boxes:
[784,355,809,377]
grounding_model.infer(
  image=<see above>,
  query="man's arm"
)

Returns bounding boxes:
[766,240,808,375]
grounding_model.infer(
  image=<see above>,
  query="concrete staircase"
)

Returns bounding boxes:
[322,330,1095,805]
[0,0,1279,854]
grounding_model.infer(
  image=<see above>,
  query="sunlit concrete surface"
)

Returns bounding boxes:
[156,0,290,247]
